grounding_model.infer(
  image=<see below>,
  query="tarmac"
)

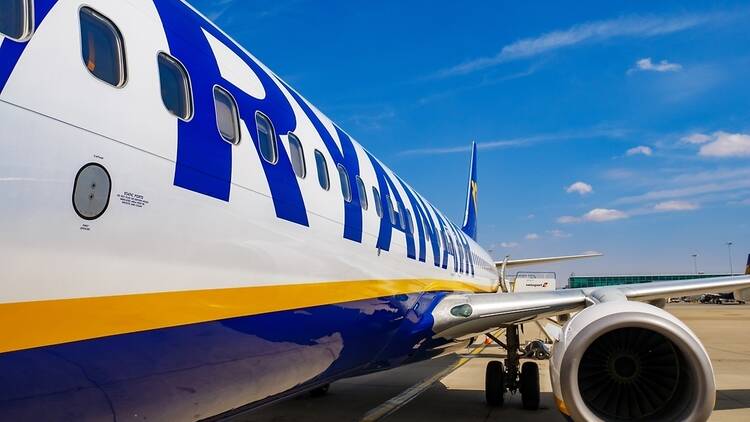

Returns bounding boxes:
[236,304,750,422]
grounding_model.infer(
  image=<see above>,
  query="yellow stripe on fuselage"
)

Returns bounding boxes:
[0,278,491,354]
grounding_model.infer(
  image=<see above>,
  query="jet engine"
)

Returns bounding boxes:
[550,301,715,422]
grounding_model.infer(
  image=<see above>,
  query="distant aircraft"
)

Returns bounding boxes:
[2,1,749,421]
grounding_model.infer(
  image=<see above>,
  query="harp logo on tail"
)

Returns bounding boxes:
[462,142,478,240]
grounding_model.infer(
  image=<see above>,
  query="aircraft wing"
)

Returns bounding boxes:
[494,253,602,269]
[431,275,750,339]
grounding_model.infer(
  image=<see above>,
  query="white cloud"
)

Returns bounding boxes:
[584,208,629,222]
[435,14,717,77]
[681,133,712,144]
[525,233,540,240]
[616,178,750,205]
[547,229,572,238]
[399,128,626,156]
[626,146,653,156]
[670,167,750,184]
[558,208,629,223]
[206,0,236,20]
[499,242,519,248]
[566,181,593,195]
[350,109,396,130]
[653,200,699,212]
[629,57,682,73]
[699,131,750,158]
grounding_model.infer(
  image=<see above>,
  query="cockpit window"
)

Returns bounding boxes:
[80,7,127,87]
[0,0,33,41]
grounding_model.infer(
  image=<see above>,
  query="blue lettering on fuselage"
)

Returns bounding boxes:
[0,0,476,274]
[153,2,466,267]
[0,0,56,94]
[411,194,443,268]
[154,1,308,226]
[365,152,415,258]
[280,83,364,242]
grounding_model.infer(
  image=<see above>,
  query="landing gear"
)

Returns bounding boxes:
[520,362,540,410]
[484,325,541,410]
[485,361,506,406]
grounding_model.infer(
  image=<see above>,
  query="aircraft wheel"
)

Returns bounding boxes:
[309,384,330,398]
[520,362,540,410]
[485,360,505,407]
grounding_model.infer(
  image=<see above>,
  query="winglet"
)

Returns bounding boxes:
[746,254,750,275]
[461,142,478,241]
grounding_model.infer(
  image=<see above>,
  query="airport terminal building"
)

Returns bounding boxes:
[568,273,733,289]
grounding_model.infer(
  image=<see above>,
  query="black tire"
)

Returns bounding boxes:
[485,361,505,407]
[520,362,540,410]
[309,384,330,398]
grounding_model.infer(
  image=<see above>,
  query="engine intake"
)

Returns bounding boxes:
[550,301,715,422]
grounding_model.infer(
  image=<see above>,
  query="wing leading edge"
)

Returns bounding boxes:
[495,253,603,269]
[431,275,750,340]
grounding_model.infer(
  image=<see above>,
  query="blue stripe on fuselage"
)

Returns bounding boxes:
[0,292,452,421]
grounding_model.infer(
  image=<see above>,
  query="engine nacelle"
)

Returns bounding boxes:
[550,301,715,421]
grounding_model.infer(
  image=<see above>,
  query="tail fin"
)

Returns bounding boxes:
[745,254,749,275]
[461,142,478,241]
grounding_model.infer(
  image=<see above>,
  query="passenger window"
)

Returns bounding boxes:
[256,112,277,163]
[372,187,383,218]
[288,133,305,178]
[0,0,32,40]
[337,165,352,202]
[80,8,126,87]
[158,53,193,120]
[356,176,368,210]
[213,86,240,144]
[315,150,329,190]
[397,203,406,230]
[386,195,396,224]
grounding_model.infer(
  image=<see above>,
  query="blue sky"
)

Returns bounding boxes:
[190,0,750,277]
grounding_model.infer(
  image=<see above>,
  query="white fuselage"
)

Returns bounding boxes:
[0,0,497,420]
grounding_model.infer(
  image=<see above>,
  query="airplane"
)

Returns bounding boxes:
[1,1,749,421]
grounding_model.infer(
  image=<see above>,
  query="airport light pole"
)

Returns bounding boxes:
[691,254,698,275]
[726,242,734,275]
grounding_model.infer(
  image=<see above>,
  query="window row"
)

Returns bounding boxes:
[3,3,483,269]
[17,6,279,163]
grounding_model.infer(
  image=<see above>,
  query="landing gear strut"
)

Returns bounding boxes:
[484,325,541,410]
